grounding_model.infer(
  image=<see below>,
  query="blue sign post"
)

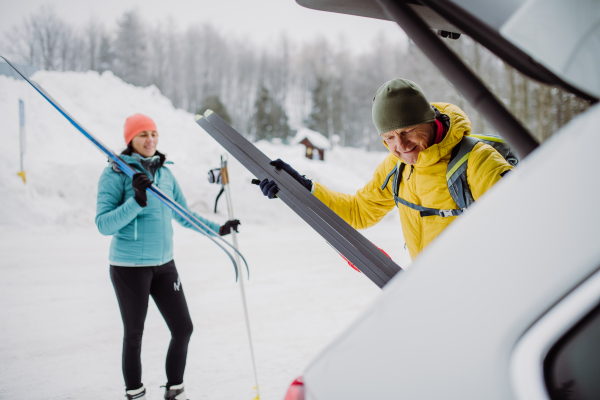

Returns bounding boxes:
[17,99,26,183]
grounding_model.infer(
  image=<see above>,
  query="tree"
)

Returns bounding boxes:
[113,10,147,86]
[30,5,66,70]
[305,76,329,136]
[2,18,37,66]
[85,19,102,71]
[148,24,168,92]
[251,84,291,142]
[197,95,232,125]
[97,33,115,73]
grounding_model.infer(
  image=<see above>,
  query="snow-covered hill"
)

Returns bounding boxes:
[0,71,391,228]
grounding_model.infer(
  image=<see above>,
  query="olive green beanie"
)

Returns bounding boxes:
[372,78,436,134]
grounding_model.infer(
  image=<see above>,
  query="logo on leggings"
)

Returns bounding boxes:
[174,277,181,291]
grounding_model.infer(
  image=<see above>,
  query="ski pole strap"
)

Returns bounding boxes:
[214,187,225,213]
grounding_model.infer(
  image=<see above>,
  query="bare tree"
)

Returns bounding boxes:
[148,23,169,92]
[98,33,115,73]
[85,19,102,71]
[2,19,38,65]
[30,5,66,70]
[114,10,147,86]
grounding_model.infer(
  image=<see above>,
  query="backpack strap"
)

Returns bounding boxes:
[382,161,462,218]
[380,163,398,190]
[446,135,479,210]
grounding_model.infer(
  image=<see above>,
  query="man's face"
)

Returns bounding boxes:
[382,122,435,165]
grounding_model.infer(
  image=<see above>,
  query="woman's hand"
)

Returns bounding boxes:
[132,173,154,207]
[219,219,241,236]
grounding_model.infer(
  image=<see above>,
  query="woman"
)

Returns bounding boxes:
[96,114,240,400]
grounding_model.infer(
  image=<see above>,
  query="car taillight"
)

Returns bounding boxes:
[283,376,304,400]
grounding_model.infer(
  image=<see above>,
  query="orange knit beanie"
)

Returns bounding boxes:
[124,114,158,145]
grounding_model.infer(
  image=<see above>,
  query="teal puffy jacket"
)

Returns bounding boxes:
[95,154,220,266]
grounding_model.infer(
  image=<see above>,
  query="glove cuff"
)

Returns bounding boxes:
[134,196,147,207]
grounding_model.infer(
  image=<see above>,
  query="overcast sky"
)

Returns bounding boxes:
[1,0,407,52]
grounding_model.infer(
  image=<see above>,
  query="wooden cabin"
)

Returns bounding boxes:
[293,128,331,161]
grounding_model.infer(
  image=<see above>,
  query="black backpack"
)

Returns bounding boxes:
[381,134,518,218]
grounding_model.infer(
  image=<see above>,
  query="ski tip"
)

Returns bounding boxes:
[204,109,214,117]
[194,114,203,121]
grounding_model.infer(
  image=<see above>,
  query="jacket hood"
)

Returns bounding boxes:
[382,102,472,167]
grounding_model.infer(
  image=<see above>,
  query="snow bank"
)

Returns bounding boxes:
[0,71,391,228]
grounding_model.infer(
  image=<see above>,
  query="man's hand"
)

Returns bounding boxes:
[251,159,313,199]
[270,159,313,192]
[255,178,279,199]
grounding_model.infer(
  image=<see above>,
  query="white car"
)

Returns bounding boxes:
[284,1,600,399]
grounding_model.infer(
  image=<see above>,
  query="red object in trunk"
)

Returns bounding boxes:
[342,245,392,273]
[284,376,305,400]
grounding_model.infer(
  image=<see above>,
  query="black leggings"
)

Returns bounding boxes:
[110,260,193,391]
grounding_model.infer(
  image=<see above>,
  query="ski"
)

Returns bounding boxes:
[195,110,402,288]
[1,55,248,281]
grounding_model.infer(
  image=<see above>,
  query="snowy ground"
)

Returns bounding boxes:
[0,72,411,400]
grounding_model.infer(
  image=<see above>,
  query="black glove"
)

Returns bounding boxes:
[270,159,313,192]
[252,178,279,199]
[131,173,153,207]
[250,159,312,200]
[219,219,241,236]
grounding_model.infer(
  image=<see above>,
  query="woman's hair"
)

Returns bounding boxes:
[121,142,136,156]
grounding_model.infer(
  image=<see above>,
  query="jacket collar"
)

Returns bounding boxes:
[110,153,172,174]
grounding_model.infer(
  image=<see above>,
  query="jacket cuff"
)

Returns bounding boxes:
[312,182,327,203]
[126,196,145,214]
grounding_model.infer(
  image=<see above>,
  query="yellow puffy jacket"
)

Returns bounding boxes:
[313,102,513,260]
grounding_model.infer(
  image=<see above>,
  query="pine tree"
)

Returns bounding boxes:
[98,34,115,73]
[305,76,329,136]
[251,84,291,142]
[197,95,232,125]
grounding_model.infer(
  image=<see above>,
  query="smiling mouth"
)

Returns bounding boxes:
[403,146,417,153]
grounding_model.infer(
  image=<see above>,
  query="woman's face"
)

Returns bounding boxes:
[131,130,159,158]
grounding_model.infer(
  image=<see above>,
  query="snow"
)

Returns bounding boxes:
[292,128,331,150]
[0,71,411,399]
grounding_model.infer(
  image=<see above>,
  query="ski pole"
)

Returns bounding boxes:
[221,154,261,400]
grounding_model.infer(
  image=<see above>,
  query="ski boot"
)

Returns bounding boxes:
[125,385,147,400]
[164,383,186,400]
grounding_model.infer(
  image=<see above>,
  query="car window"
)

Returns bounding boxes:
[544,304,600,400]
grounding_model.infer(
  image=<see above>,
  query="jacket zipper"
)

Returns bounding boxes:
[407,165,414,180]
[134,217,138,241]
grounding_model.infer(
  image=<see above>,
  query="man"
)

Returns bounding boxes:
[258,78,513,260]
